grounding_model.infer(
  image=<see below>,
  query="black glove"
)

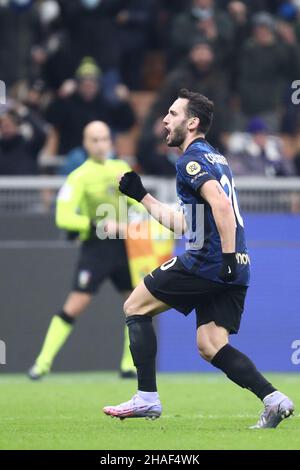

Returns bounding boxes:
[218,253,237,282]
[119,171,147,202]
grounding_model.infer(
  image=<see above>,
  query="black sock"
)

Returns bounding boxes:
[126,315,157,392]
[211,344,276,401]
[57,310,76,325]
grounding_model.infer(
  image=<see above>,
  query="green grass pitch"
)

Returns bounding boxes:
[0,372,299,450]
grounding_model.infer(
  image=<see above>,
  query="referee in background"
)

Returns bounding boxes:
[28,121,136,379]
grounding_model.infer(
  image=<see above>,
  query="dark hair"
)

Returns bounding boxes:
[178,88,214,134]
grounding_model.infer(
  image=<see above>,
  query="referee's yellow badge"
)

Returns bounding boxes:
[186,161,201,176]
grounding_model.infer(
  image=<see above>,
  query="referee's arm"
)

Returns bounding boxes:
[56,176,90,235]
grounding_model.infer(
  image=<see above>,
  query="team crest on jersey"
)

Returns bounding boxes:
[78,270,91,288]
[186,161,201,175]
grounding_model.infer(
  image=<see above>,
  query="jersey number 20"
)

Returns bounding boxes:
[220,175,244,227]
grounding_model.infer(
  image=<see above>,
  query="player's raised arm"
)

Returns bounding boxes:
[119,171,186,235]
[200,179,237,282]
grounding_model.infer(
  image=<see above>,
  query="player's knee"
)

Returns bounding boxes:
[123,297,142,317]
[124,296,154,317]
[197,341,216,362]
[123,297,133,316]
[63,306,86,318]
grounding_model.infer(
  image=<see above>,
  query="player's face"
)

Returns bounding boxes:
[163,98,189,148]
[84,130,112,160]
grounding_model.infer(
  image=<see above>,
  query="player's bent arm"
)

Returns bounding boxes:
[118,171,186,235]
[141,193,186,235]
[200,180,236,253]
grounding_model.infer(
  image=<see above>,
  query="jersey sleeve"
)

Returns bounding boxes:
[55,172,90,234]
[177,154,216,192]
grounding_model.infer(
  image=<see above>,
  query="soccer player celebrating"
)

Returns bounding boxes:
[103,89,294,428]
[28,121,136,380]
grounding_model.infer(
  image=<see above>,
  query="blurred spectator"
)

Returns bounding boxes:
[159,0,187,15]
[0,80,49,175]
[139,40,229,156]
[116,0,157,90]
[235,12,300,132]
[228,1,249,34]
[218,1,283,15]
[155,0,188,52]
[294,149,300,176]
[293,1,300,43]
[20,79,50,139]
[277,1,298,22]
[226,2,251,90]
[0,0,39,87]
[30,0,74,91]
[43,57,135,156]
[168,0,234,70]
[1,0,300,178]
[278,17,300,135]
[58,0,124,90]
[0,110,44,175]
[225,117,295,176]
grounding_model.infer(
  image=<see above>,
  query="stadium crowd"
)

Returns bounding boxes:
[1,0,300,177]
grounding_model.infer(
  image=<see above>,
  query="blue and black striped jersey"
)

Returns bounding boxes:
[176,137,250,286]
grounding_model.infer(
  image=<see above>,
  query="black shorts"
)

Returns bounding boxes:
[72,238,132,294]
[144,256,248,334]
